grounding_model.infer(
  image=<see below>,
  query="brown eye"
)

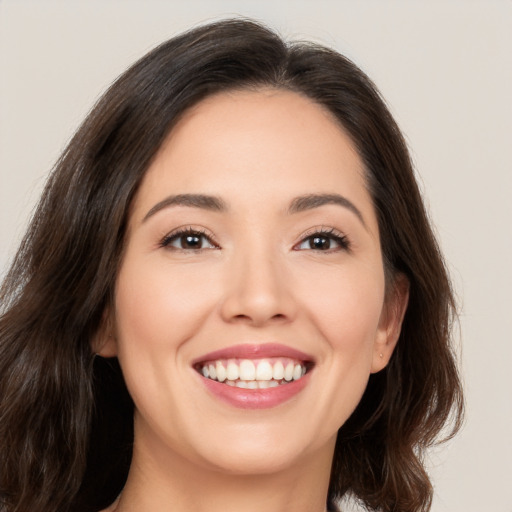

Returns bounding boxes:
[295,230,349,251]
[161,230,216,250]
[178,234,205,249]
[308,236,332,250]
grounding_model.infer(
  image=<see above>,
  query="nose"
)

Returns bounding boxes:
[219,249,297,327]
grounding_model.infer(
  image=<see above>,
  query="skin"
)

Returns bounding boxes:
[98,89,409,512]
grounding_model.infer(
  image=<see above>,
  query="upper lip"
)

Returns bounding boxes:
[192,343,315,365]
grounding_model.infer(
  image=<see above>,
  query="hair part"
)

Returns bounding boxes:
[0,18,463,512]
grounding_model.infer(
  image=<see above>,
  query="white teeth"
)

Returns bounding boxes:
[226,361,239,381]
[273,361,284,380]
[199,357,309,386]
[239,360,256,380]
[216,362,226,382]
[284,362,294,381]
[256,361,273,381]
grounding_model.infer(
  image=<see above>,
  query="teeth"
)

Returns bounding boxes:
[273,361,284,380]
[198,357,309,387]
[216,362,226,382]
[239,360,256,380]
[256,361,273,381]
[226,361,239,381]
[284,362,294,381]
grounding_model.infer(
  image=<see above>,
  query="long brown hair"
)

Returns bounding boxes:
[0,19,463,512]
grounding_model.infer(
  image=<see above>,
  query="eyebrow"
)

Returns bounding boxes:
[288,193,366,227]
[143,194,227,222]
[143,192,366,227]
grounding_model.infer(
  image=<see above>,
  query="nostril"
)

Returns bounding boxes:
[233,314,251,321]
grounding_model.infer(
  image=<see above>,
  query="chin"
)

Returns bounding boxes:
[199,443,308,476]
[187,422,333,477]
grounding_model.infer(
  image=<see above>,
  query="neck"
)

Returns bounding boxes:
[111,424,335,512]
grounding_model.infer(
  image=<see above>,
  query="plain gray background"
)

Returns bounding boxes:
[1,1,511,511]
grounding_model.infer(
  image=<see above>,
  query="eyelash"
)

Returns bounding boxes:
[159,227,219,251]
[159,226,350,253]
[293,227,350,253]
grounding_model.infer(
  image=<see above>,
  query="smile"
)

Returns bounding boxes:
[196,357,308,388]
[192,344,314,409]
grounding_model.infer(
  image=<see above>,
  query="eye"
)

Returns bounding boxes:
[160,228,218,251]
[294,228,349,252]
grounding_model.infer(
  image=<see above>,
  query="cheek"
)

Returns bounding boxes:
[296,267,385,431]
[298,262,386,351]
[114,259,219,353]
[112,259,221,431]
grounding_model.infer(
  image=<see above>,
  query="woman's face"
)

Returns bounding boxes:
[103,89,406,476]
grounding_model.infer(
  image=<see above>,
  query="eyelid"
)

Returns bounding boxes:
[293,226,350,252]
[159,225,219,250]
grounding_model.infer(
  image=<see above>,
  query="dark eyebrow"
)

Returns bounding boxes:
[288,193,366,227]
[143,194,227,222]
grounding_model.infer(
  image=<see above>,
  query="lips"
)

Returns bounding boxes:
[192,343,314,362]
[192,343,314,409]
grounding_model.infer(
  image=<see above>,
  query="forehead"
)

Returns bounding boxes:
[160,88,361,170]
[132,89,374,225]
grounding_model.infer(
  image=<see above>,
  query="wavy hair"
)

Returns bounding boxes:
[0,19,463,512]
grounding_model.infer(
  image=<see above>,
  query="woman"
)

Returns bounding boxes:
[0,19,463,512]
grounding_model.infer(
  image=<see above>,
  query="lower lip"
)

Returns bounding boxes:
[199,373,311,409]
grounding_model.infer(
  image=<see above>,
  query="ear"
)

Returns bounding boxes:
[371,273,409,373]
[91,307,118,358]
